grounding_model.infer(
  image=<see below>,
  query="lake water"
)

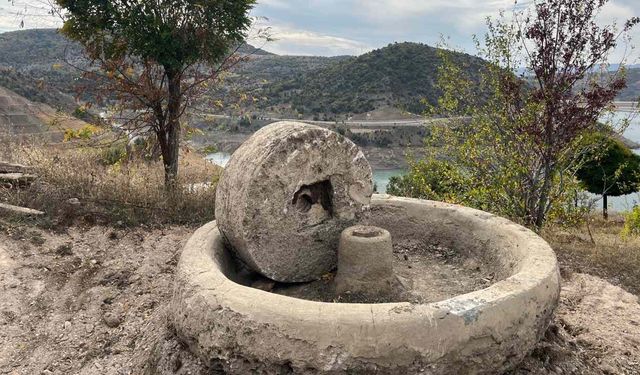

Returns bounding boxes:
[206,110,640,211]
[204,152,231,167]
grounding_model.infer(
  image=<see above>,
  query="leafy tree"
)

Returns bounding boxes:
[387,158,470,203]
[56,0,256,189]
[577,133,640,219]
[394,0,638,228]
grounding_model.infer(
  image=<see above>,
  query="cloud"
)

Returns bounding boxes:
[0,0,61,31]
[353,0,515,31]
[2,0,638,60]
[250,22,372,56]
[256,0,292,10]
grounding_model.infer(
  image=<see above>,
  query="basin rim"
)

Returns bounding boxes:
[172,194,561,373]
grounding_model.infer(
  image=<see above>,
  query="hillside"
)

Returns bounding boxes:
[0,29,83,69]
[1,29,637,119]
[262,42,488,115]
[0,29,492,118]
[0,28,270,68]
[618,67,640,101]
[0,29,277,112]
[0,85,88,141]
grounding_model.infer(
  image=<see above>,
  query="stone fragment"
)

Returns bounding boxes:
[103,312,123,328]
[0,203,44,216]
[215,121,373,282]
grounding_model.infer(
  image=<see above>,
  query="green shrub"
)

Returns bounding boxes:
[622,206,640,238]
[101,144,128,166]
[387,158,469,204]
[202,145,218,154]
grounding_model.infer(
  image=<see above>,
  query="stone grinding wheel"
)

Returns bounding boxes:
[215,121,373,282]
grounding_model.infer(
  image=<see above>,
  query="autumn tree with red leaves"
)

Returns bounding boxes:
[390,0,639,227]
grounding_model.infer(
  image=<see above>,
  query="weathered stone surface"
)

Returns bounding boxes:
[172,195,561,374]
[0,203,44,216]
[334,225,396,297]
[215,121,373,282]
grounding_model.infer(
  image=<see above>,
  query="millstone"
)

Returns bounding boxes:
[215,121,373,282]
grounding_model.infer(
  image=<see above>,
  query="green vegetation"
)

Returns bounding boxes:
[56,0,255,189]
[577,133,640,219]
[388,158,468,202]
[388,1,638,228]
[202,145,218,154]
[622,207,640,237]
[265,42,488,115]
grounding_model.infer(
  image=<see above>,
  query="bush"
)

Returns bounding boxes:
[202,144,218,154]
[387,158,469,204]
[387,154,588,227]
[622,206,640,238]
[101,143,128,166]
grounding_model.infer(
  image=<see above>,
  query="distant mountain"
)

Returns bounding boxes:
[0,28,272,69]
[261,42,488,115]
[1,29,636,120]
[237,43,275,56]
[0,29,82,69]
[0,28,275,112]
[618,68,640,102]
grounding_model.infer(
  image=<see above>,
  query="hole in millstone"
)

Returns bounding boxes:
[296,194,313,212]
[292,180,333,215]
[352,227,383,238]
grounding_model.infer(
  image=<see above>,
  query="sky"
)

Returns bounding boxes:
[1,0,639,62]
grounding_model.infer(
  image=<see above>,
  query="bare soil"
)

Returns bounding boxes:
[267,239,494,303]
[1,220,639,374]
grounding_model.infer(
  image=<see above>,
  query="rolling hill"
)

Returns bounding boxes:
[261,42,487,115]
[0,29,491,118]
[619,67,640,102]
[4,28,634,120]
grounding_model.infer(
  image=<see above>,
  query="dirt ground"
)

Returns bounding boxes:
[1,220,639,375]
[271,239,495,304]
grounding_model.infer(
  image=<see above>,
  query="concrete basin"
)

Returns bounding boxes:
[171,195,560,374]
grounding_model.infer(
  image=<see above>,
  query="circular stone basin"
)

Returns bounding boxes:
[172,195,560,374]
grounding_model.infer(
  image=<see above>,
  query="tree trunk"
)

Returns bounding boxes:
[161,69,182,191]
[534,162,553,228]
[603,194,608,220]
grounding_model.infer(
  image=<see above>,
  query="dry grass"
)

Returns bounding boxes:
[544,214,640,295]
[1,138,221,226]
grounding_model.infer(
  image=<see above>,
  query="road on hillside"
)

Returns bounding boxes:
[203,114,465,129]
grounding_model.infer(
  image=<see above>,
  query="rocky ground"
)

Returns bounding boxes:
[1,220,639,374]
